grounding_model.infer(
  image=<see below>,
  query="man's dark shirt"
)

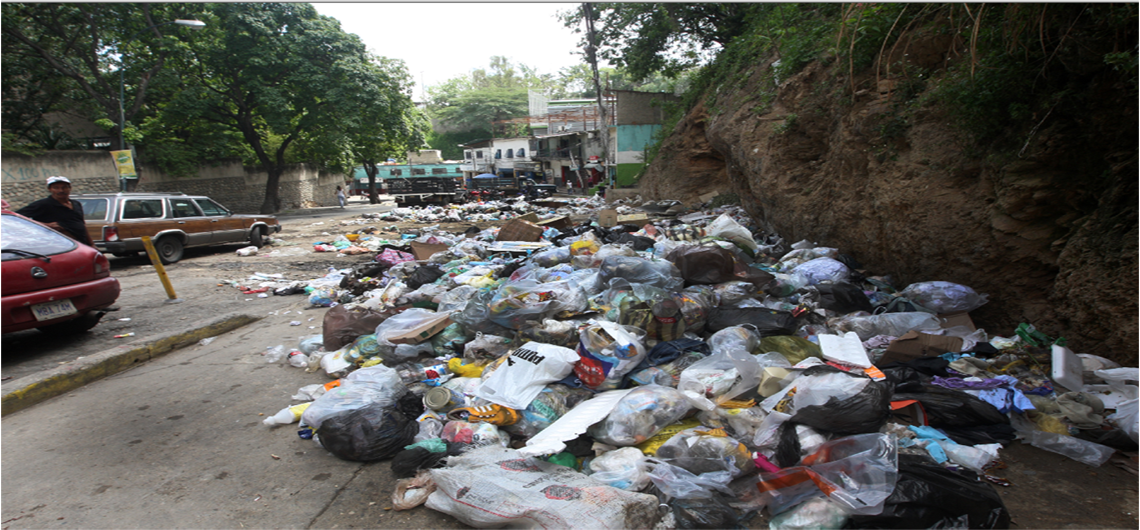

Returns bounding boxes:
[17,197,92,245]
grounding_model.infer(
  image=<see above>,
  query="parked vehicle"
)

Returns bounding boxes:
[387,177,465,206]
[71,192,282,264]
[1,210,121,334]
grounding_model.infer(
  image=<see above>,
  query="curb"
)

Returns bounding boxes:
[1,312,262,416]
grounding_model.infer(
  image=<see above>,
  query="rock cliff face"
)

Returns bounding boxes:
[639,59,1138,364]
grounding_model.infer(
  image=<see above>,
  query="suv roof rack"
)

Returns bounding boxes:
[75,192,189,197]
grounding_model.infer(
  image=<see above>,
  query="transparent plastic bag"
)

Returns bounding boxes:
[678,347,762,411]
[463,332,513,361]
[646,458,734,500]
[756,433,899,516]
[768,496,848,530]
[708,326,760,354]
[791,257,850,285]
[488,280,555,330]
[828,312,942,341]
[300,365,405,430]
[707,213,760,256]
[654,427,755,477]
[588,447,651,491]
[596,256,683,291]
[573,320,648,390]
[588,385,693,446]
[299,335,325,355]
[899,281,989,314]
[714,280,758,307]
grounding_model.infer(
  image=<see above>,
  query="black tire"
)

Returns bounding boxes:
[156,236,184,264]
[251,226,268,248]
[38,311,104,334]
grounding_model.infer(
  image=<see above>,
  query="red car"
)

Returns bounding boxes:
[2,210,121,334]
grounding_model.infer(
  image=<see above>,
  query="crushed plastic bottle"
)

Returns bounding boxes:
[288,350,308,368]
[263,403,310,426]
[265,345,286,363]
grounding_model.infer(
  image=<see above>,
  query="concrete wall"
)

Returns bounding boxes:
[2,151,346,213]
[615,91,679,126]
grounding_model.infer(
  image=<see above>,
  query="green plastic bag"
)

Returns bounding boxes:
[759,335,822,364]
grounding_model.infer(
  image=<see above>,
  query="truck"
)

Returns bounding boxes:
[387,177,467,205]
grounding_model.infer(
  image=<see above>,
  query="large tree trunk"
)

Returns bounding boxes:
[260,166,283,214]
[364,160,380,204]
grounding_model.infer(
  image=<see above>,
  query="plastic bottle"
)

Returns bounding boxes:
[393,362,449,385]
[288,350,308,368]
[265,345,286,363]
[263,403,310,426]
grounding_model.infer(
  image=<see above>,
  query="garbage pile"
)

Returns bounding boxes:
[256,202,1138,529]
[361,195,608,224]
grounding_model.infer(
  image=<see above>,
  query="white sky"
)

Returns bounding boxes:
[313,3,592,99]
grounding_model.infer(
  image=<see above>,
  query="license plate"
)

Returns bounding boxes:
[31,299,78,321]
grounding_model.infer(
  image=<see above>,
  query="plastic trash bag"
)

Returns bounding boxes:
[426,446,662,529]
[674,288,714,334]
[655,427,755,477]
[372,308,446,363]
[705,307,798,335]
[708,326,760,354]
[828,312,942,341]
[759,335,823,364]
[756,433,899,516]
[488,280,555,330]
[322,305,391,352]
[667,245,739,285]
[714,280,758,307]
[784,366,891,435]
[588,447,651,491]
[707,213,760,256]
[532,246,572,267]
[392,470,437,511]
[574,320,648,391]
[298,334,324,355]
[463,332,514,361]
[502,385,585,439]
[301,366,420,462]
[1010,413,1116,466]
[845,454,1010,529]
[791,257,850,285]
[628,351,707,388]
[815,282,874,314]
[678,347,762,411]
[596,256,683,291]
[588,385,693,446]
[898,281,989,314]
[441,420,510,453]
[769,496,849,530]
[474,342,580,409]
[520,319,581,349]
[646,457,735,500]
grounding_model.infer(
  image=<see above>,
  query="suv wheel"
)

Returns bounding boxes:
[251,226,268,248]
[156,236,184,264]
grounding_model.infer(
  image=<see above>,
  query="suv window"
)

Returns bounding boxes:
[74,198,108,221]
[169,198,202,218]
[121,199,164,219]
[1,213,77,261]
[194,199,227,216]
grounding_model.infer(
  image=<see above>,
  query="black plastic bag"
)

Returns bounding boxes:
[391,447,448,478]
[892,385,1014,445]
[317,393,423,462]
[847,454,1011,529]
[406,264,445,289]
[705,307,797,335]
[606,232,656,251]
[815,282,874,314]
[789,366,891,435]
[322,304,392,351]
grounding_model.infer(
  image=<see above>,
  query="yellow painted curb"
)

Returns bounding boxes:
[1,313,261,416]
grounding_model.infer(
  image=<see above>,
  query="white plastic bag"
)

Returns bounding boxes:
[300,365,405,430]
[678,347,762,411]
[707,213,760,256]
[589,447,651,491]
[899,281,989,313]
[792,257,850,285]
[474,342,579,409]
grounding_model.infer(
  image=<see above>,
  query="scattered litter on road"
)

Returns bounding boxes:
[198,337,217,346]
[118,318,131,322]
[246,193,1137,528]
[113,333,135,338]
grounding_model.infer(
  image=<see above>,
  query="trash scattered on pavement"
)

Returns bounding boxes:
[113,332,135,338]
[248,192,1138,528]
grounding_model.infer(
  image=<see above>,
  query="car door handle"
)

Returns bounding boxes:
[210,219,218,222]
[178,221,186,224]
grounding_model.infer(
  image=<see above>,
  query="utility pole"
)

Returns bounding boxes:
[583,3,611,188]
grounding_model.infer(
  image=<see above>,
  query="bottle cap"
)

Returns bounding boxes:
[424,387,456,411]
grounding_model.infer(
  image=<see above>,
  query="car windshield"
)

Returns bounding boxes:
[1,213,78,261]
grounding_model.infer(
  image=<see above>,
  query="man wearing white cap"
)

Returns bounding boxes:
[16,176,94,246]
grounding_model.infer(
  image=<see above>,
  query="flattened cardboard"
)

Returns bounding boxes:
[878,331,964,365]
[409,242,449,261]
[496,218,544,242]
[387,312,453,345]
[516,212,540,223]
[598,209,618,227]
[536,215,572,231]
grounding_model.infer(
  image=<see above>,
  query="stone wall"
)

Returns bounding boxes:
[2,151,347,213]
[1,151,121,209]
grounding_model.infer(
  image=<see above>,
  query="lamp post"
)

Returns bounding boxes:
[118,19,206,152]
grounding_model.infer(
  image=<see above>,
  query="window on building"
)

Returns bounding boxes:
[475,151,483,159]
[412,168,426,175]
[390,169,402,176]
[465,151,472,160]
[495,149,501,159]
[454,168,463,173]
[517,148,525,158]
[506,149,514,158]
[431,168,447,175]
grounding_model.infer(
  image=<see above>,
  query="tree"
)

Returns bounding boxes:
[162,3,416,213]
[2,3,206,148]
[559,3,760,81]
[425,56,546,139]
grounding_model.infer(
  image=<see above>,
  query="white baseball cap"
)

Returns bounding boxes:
[46,176,71,186]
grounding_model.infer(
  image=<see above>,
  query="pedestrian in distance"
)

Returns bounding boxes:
[336,185,346,208]
[16,176,94,246]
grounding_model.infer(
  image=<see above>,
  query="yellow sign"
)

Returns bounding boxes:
[110,150,137,179]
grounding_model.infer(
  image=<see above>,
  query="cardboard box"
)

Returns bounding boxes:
[938,311,977,331]
[496,218,544,242]
[516,212,540,223]
[386,312,453,345]
[878,331,964,365]
[536,215,572,231]
[758,367,795,397]
[409,242,449,261]
[598,209,618,227]
[600,209,651,228]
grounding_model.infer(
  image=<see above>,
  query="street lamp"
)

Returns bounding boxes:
[118,19,206,152]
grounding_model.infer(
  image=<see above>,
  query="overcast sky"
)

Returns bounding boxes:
[313,3,592,98]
